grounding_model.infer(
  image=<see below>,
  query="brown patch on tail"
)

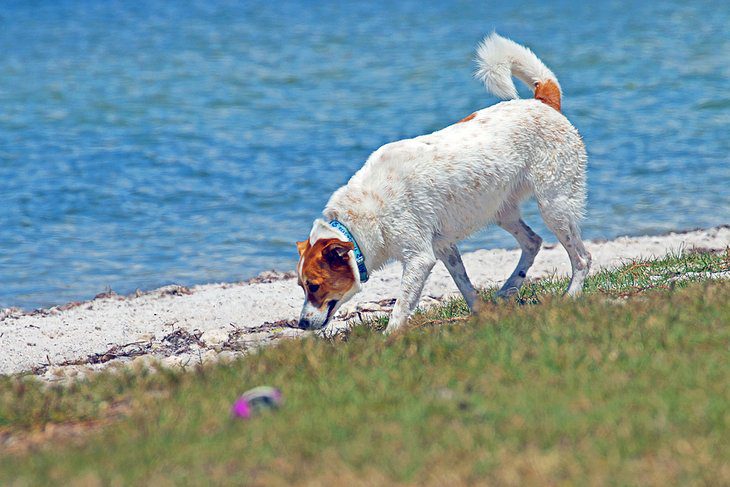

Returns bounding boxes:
[534,80,561,112]
[457,112,477,123]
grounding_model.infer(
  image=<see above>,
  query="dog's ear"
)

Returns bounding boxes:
[296,240,310,257]
[322,239,354,267]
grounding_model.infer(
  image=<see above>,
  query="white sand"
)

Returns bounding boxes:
[1,227,728,378]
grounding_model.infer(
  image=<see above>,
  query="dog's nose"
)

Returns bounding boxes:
[297,318,311,330]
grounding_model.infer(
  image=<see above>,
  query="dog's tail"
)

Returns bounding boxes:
[474,33,562,112]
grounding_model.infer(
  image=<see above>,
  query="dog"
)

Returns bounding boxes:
[295,33,591,334]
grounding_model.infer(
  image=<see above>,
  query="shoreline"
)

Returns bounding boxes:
[3,225,727,317]
[1,225,728,379]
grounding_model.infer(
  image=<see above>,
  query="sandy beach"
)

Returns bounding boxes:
[1,226,728,379]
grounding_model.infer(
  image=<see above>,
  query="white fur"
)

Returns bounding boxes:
[475,32,560,100]
[299,34,591,333]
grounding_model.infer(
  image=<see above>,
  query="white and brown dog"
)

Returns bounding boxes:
[296,33,591,334]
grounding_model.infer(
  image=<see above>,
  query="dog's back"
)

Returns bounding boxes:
[411,98,586,242]
[330,95,585,247]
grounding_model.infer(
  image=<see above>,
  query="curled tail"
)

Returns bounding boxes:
[474,33,562,112]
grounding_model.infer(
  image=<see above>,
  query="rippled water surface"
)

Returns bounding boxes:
[1,1,728,308]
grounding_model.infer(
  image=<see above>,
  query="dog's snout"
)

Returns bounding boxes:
[299,298,340,331]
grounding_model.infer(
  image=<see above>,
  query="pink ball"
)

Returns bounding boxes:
[231,397,252,419]
[231,386,282,419]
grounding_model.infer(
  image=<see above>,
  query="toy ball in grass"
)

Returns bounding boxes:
[231,386,282,419]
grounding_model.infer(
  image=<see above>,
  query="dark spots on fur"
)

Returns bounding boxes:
[518,270,527,278]
[448,255,458,267]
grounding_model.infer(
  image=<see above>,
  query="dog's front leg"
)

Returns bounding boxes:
[384,253,436,335]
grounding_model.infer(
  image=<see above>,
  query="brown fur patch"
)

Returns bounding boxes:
[534,80,561,112]
[296,240,311,256]
[297,238,356,309]
[457,112,477,123]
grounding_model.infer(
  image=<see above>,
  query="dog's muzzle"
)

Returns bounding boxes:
[297,300,338,330]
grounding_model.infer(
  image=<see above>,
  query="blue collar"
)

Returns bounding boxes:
[328,220,369,283]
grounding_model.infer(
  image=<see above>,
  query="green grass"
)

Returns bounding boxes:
[1,250,728,485]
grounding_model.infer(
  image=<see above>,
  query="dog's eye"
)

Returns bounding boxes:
[308,283,320,293]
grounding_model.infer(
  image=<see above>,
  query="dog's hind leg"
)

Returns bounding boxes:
[495,206,543,299]
[437,244,479,311]
[537,202,591,296]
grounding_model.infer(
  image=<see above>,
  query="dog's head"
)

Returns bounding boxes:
[295,220,361,330]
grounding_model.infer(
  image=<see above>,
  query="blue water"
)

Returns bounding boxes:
[1,1,728,309]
